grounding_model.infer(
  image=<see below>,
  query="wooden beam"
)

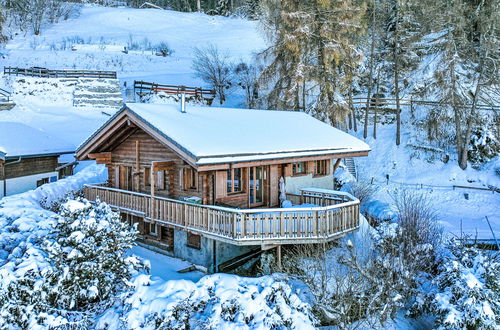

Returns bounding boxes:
[196,151,369,172]
[88,152,112,164]
[150,161,156,220]
[99,126,138,152]
[152,160,175,171]
[332,158,342,175]
[276,245,282,270]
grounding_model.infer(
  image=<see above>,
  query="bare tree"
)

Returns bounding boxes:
[192,44,233,104]
[234,61,259,108]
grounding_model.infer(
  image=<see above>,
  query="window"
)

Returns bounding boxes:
[144,167,151,186]
[314,160,330,176]
[227,168,243,193]
[183,168,198,190]
[147,222,157,236]
[187,232,201,249]
[36,177,49,187]
[292,162,307,176]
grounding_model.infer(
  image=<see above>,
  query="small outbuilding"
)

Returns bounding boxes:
[0,122,75,197]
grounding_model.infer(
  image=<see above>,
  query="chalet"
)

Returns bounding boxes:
[0,122,75,198]
[76,102,370,272]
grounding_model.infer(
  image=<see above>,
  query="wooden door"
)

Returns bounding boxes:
[249,166,265,207]
[119,165,134,191]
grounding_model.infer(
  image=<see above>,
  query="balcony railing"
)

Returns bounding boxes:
[84,184,360,245]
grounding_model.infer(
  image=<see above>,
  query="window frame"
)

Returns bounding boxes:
[144,167,151,187]
[314,159,330,177]
[187,232,201,249]
[183,168,198,191]
[292,162,308,176]
[148,222,158,236]
[227,168,244,194]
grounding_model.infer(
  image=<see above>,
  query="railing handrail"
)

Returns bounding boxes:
[84,183,359,214]
[4,66,117,79]
[84,184,360,243]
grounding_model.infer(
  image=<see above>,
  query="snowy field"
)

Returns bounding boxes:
[2,5,265,107]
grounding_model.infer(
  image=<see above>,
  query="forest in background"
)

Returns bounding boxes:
[0,0,498,170]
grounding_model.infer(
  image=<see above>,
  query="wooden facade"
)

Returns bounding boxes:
[76,106,369,250]
[84,126,350,210]
[0,156,59,180]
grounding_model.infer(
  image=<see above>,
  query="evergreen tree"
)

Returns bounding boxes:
[0,198,145,328]
[309,0,366,126]
[43,199,143,310]
[259,0,366,126]
[259,0,313,110]
[423,0,498,169]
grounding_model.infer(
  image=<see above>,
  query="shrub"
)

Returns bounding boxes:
[0,198,145,328]
[412,239,499,329]
[153,41,173,57]
[468,127,500,166]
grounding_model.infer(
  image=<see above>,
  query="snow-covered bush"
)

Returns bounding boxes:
[0,198,145,328]
[43,198,144,310]
[468,127,500,166]
[153,41,173,57]
[342,179,377,211]
[412,239,499,329]
[98,274,317,329]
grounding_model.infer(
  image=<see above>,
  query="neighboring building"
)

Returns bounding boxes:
[76,103,370,272]
[0,122,75,198]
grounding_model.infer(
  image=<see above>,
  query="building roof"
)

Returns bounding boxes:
[0,122,75,158]
[77,103,370,166]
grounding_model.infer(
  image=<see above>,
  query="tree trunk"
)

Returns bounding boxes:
[363,0,376,139]
[373,70,381,139]
[394,0,401,146]
[349,79,357,132]
[197,0,202,12]
[458,60,483,169]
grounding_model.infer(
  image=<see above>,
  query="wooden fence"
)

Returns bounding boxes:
[4,66,117,79]
[84,184,360,245]
[351,97,499,112]
[0,88,11,102]
[134,80,215,101]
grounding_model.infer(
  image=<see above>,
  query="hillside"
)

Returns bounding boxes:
[1,5,497,240]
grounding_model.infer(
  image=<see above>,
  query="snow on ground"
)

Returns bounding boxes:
[353,118,499,241]
[0,5,266,164]
[2,5,265,107]
[0,166,315,329]
[129,246,204,282]
[97,273,316,330]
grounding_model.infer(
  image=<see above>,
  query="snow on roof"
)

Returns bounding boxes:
[0,122,75,158]
[125,103,370,164]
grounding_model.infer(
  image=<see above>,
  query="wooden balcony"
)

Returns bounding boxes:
[83,184,360,245]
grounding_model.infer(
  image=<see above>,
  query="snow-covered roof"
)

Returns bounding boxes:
[0,122,75,158]
[123,103,370,165]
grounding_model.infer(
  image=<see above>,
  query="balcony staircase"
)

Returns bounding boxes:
[343,157,358,179]
[217,248,262,273]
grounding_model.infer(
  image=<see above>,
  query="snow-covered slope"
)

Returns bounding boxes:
[2,5,265,106]
[353,115,499,240]
[0,5,266,155]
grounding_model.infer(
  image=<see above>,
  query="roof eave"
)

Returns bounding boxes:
[4,150,75,160]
